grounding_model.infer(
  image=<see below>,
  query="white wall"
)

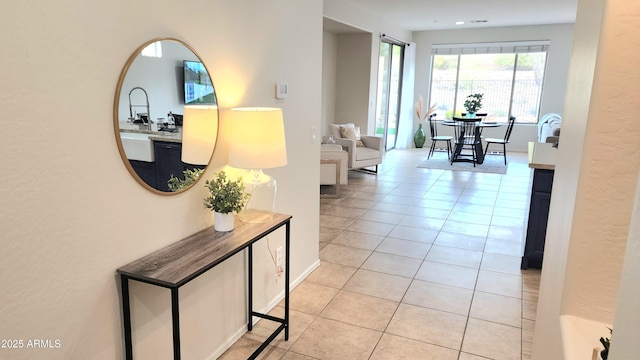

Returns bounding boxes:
[322,31,338,136]
[323,0,411,43]
[532,3,603,358]
[334,33,373,132]
[323,0,413,137]
[611,170,640,359]
[534,0,640,358]
[0,1,322,359]
[413,24,574,152]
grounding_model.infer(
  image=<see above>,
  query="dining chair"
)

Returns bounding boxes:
[461,113,488,136]
[484,116,516,165]
[427,113,452,160]
[451,117,481,166]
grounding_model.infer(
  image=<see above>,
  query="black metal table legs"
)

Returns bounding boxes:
[248,243,253,332]
[119,218,291,360]
[247,222,291,359]
[284,222,290,340]
[171,288,180,360]
[121,276,133,360]
[120,278,182,360]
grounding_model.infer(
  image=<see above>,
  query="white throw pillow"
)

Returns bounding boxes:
[340,126,364,147]
[329,123,354,139]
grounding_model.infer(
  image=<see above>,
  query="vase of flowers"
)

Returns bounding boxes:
[414,123,426,148]
[414,96,436,148]
[204,171,250,232]
[464,93,483,118]
[598,328,611,360]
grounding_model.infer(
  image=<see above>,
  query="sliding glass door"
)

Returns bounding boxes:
[375,41,404,151]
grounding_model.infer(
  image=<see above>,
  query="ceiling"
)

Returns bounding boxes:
[327,0,578,32]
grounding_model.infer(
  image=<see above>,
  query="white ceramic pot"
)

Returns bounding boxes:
[214,212,235,232]
[592,348,604,360]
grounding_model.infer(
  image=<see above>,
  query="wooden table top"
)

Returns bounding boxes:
[117,213,292,288]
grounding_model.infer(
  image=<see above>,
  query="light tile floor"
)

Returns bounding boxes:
[221,149,541,360]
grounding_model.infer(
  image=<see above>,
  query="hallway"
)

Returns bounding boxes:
[222,149,540,360]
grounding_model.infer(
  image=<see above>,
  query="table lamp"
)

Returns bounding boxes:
[228,107,288,223]
[181,105,218,167]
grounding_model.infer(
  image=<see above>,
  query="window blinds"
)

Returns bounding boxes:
[431,41,549,55]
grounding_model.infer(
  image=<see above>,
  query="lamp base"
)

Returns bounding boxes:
[239,209,274,223]
[239,169,277,224]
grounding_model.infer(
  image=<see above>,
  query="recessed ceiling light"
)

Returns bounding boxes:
[456,21,464,25]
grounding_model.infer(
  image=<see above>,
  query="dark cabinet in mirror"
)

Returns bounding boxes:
[114,38,218,194]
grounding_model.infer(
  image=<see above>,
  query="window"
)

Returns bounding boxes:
[428,42,548,123]
[141,41,162,58]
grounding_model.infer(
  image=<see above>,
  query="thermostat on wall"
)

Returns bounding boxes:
[276,83,288,99]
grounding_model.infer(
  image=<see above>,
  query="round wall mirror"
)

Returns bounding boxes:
[114,38,218,194]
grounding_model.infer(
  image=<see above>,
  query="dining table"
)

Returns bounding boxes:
[441,118,502,164]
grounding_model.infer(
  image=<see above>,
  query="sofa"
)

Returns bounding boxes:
[538,113,562,143]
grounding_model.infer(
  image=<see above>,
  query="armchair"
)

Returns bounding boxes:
[328,123,383,174]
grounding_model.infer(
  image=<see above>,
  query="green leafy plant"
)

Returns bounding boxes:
[203,171,250,214]
[463,93,484,114]
[599,327,612,360]
[168,168,205,192]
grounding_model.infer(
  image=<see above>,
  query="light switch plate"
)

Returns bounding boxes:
[310,126,317,144]
[276,83,288,99]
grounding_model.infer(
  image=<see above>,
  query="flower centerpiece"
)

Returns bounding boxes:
[204,170,250,231]
[463,93,483,117]
[414,96,436,148]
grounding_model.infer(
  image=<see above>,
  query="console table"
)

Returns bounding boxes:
[117,213,292,360]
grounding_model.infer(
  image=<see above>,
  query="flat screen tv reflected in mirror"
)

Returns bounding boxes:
[184,60,216,105]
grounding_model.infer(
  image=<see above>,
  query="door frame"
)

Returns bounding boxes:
[376,39,405,151]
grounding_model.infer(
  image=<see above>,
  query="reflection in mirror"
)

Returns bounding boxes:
[114,39,218,194]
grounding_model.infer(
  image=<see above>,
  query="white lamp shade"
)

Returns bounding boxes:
[228,107,288,169]
[181,105,218,165]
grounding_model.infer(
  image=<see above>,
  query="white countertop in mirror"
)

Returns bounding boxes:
[119,128,182,143]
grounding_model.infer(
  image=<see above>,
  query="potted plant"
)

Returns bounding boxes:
[463,93,484,118]
[167,168,205,192]
[592,328,612,360]
[203,171,250,232]
[599,328,612,360]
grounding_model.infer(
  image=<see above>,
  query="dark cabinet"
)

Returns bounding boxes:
[522,169,554,269]
[153,141,183,192]
[130,160,157,189]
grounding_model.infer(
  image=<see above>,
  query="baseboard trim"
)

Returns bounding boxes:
[206,259,321,359]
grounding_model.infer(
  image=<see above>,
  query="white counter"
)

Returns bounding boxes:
[528,142,557,170]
